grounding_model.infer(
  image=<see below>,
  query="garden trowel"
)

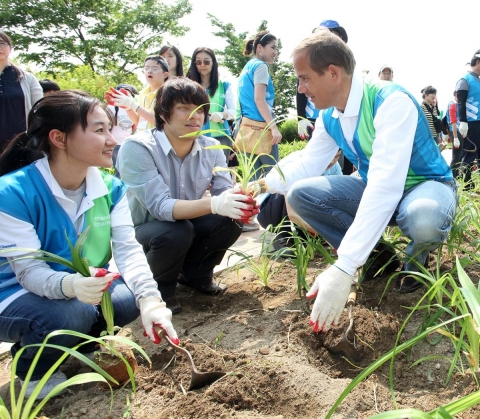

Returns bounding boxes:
[327,283,362,362]
[155,327,226,390]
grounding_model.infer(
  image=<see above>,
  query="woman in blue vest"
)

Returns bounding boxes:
[186,47,236,163]
[0,91,178,400]
[237,31,282,178]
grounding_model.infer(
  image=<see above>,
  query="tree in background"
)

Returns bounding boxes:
[1,0,192,78]
[208,14,296,120]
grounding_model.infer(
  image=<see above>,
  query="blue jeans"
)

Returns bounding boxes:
[288,175,457,271]
[0,278,139,380]
[245,143,279,181]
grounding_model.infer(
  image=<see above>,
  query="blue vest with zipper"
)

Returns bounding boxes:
[0,163,126,302]
[322,81,453,190]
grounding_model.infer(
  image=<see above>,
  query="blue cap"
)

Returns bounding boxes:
[318,20,348,43]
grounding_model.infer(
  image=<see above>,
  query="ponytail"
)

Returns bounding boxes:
[243,31,277,57]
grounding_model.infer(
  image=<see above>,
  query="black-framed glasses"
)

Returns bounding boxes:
[195,59,212,66]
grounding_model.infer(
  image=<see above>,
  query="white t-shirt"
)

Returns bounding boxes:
[108,105,134,146]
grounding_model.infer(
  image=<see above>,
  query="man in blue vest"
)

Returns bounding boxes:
[456,50,480,189]
[256,31,456,333]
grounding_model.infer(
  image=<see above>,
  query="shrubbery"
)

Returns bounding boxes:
[35,66,141,100]
[279,140,307,159]
[278,118,299,143]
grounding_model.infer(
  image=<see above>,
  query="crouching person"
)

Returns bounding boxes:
[117,78,254,315]
[0,91,178,400]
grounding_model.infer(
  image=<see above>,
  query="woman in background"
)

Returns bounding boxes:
[106,56,169,133]
[159,45,184,77]
[0,31,43,151]
[186,47,236,162]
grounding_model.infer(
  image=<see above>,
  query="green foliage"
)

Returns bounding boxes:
[0,329,151,419]
[278,140,307,159]
[35,66,140,100]
[2,0,192,75]
[208,15,296,119]
[278,118,300,143]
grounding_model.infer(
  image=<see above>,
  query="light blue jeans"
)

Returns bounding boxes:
[245,143,279,181]
[287,175,457,271]
[0,278,139,380]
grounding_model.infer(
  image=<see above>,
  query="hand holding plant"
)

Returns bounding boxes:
[139,297,179,345]
[210,188,257,221]
[61,268,119,304]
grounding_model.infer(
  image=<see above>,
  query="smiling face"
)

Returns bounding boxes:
[379,68,393,81]
[256,40,278,64]
[63,106,116,169]
[194,51,213,78]
[162,102,205,141]
[160,49,177,74]
[144,59,168,89]
[294,50,338,110]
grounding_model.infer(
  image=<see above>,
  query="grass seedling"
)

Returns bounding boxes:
[227,229,285,288]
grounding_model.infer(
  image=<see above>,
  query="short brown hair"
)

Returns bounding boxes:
[293,31,355,76]
[154,77,209,130]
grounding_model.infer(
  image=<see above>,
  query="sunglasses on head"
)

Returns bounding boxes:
[195,59,212,66]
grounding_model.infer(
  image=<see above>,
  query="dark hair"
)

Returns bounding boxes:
[159,45,184,77]
[243,31,277,56]
[421,86,437,99]
[154,77,209,130]
[186,47,219,96]
[0,31,24,81]
[0,90,108,176]
[470,50,480,67]
[39,79,61,93]
[144,55,169,73]
[293,30,355,76]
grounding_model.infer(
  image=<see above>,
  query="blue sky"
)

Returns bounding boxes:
[164,0,478,112]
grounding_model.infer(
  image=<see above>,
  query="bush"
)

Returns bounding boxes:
[279,118,299,143]
[35,65,141,100]
[279,140,307,160]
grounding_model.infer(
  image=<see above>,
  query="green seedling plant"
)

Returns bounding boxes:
[227,229,285,288]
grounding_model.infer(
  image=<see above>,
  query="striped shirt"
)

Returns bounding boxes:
[421,102,440,137]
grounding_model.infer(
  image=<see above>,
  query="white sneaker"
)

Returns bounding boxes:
[242,221,260,232]
[20,371,67,400]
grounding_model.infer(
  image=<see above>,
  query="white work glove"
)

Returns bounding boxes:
[454,137,460,149]
[61,267,119,304]
[459,122,469,137]
[306,265,356,332]
[139,297,179,345]
[211,189,252,219]
[210,112,224,123]
[298,119,314,140]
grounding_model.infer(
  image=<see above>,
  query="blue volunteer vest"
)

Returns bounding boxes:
[0,163,126,302]
[464,73,480,122]
[202,81,231,137]
[322,81,453,190]
[237,58,274,121]
[446,101,459,130]
[305,97,320,120]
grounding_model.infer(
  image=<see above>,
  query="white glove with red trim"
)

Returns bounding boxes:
[306,265,356,332]
[139,297,179,345]
[298,119,314,140]
[61,267,119,304]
